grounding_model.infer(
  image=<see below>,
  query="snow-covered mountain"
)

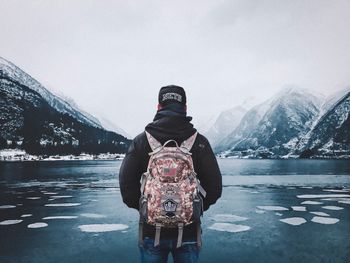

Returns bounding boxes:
[203,106,246,147]
[216,87,324,157]
[0,57,130,154]
[51,90,131,138]
[0,57,103,129]
[297,87,350,158]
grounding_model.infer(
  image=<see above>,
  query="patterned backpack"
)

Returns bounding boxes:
[139,131,206,248]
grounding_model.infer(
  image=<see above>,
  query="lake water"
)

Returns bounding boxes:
[0,159,350,263]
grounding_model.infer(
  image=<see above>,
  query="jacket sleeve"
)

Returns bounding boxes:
[197,136,222,211]
[119,138,142,210]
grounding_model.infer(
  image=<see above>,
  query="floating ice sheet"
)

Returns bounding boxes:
[311,216,339,224]
[291,206,306,211]
[256,206,289,211]
[21,214,33,218]
[0,205,16,209]
[28,222,48,228]
[301,201,323,205]
[80,213,107,218]
[78,224,128,233]
[0,219,23,225]
[43,216,78,220]
[275,213,283,216]
[212,214,248,222]
[49,196,73,199]
[279,217,307,226]
[322,206,344,211]
[297,194,350,199]
[339,200,350,204]
[255,209,265,214]
[45,203,81,207]
[309,212,330,217]
[208,223,251,233]
[323,189,349,193]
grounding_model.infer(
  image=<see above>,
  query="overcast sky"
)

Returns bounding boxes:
[1,0,350,137]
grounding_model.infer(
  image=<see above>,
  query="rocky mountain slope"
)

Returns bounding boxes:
[216,88,324,158]
[0,57,130,155]
[297,89,350,158]
[204,106,246,147]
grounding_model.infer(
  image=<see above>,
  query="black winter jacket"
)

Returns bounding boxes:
[119,111,222,239]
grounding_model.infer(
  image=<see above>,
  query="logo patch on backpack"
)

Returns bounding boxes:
[163,199,177,217]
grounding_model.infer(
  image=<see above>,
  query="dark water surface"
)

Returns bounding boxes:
[0,159,350,263]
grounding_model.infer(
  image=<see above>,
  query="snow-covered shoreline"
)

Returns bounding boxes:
[0,149,125,162]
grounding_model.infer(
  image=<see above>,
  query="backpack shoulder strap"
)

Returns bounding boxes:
[180,132,198,151]
[145,131,162,151]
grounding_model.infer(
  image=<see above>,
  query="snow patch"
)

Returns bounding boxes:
[78,224,128,233]
[208,223,251,233]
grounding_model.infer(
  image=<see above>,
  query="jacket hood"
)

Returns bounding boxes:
[145,108,197,145]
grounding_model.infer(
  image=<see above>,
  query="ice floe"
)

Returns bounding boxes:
[80,213,106,218]
[212,214,248,222]
[297,194,350,199]
[255,209,265,214]
[322,206,344,211]
[301,201,323,205]
[45,203,81,207]
[49,195,73,199]
[311,216,339,224]
[323,189,349,193]
[21,214,33,218]
[0,219,23,225]
[279,217,307,226]
[291,206,306,211]
[78,224,128,233]
[0,205,16,209]
[256,206,289,211]
[43,216,78,220]
[309,212,330,217]
[275,213,283,216]
[208,223,251,233]
[338,200,350,204]
[43,192,58,195]
[26,197,41,200]
[28,222,48,228]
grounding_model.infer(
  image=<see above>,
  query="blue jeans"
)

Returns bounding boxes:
[140,237,199,263]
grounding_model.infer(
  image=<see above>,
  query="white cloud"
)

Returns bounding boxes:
[1,0,349,136]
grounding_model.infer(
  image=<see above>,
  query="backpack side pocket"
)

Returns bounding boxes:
[139,195,148,222]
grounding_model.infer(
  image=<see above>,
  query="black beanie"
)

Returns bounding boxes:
[158,85,187,106]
